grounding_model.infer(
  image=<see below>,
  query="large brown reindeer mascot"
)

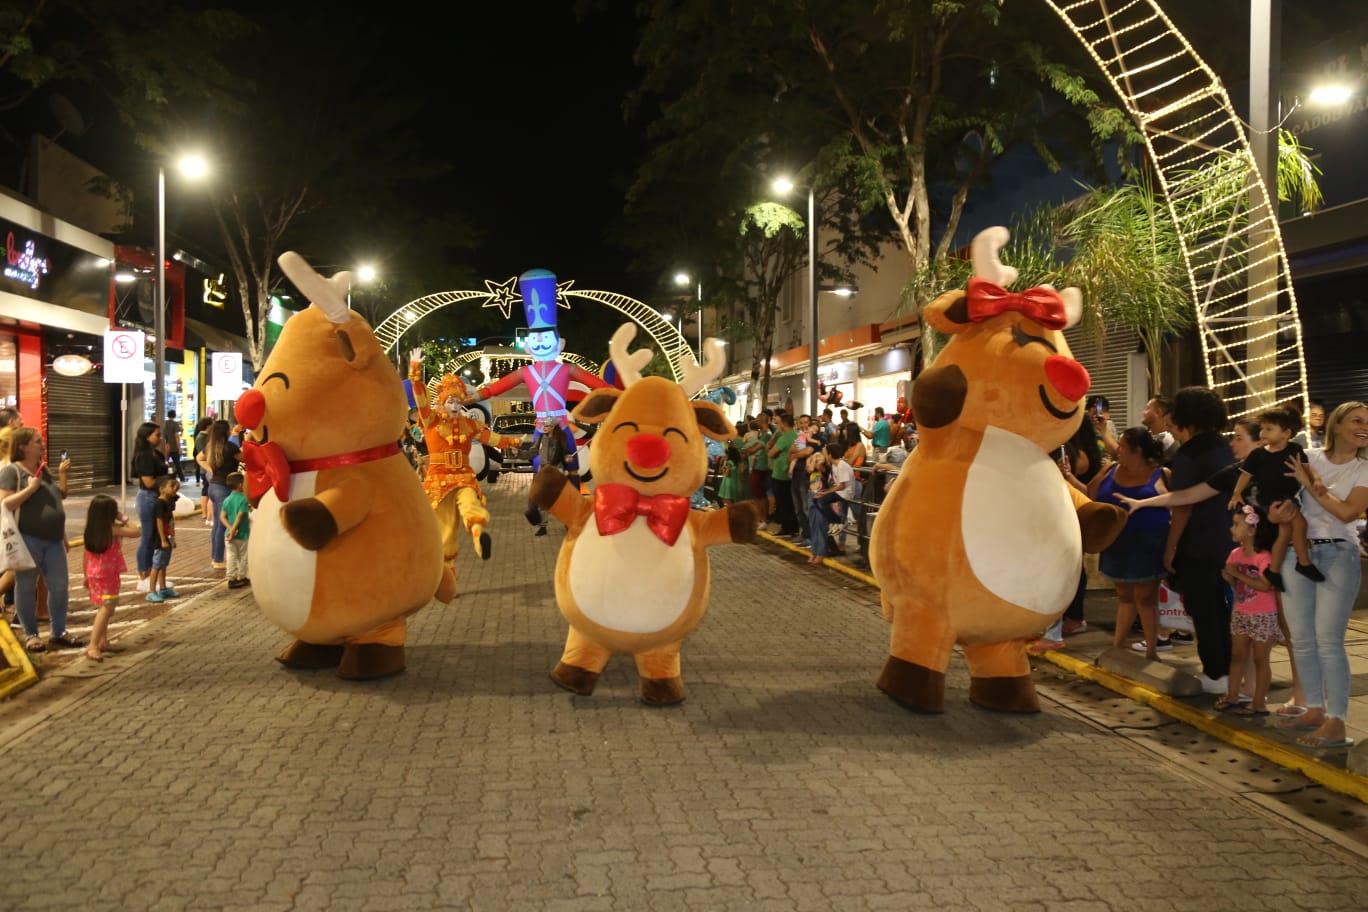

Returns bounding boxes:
[869,228,1127,713]
[235,252,456,680]
[528,324,766,705]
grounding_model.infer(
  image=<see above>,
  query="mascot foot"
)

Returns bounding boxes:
[524,504,542,527]
[275,640,344,670]
[476,530,492,560]
[639,676,686,707]
[877,655,946,714]
[969,675,1041,713]
[337,643,406,680]
[550,662,599,696]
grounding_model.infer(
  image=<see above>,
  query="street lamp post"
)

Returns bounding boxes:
[153,154,208,427]
[673,271,704,355]
[773,177,819,416]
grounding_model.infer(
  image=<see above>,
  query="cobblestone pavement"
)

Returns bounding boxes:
[3,473,1368,911]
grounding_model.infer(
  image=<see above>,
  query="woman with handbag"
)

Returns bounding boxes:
[0,427,76,652]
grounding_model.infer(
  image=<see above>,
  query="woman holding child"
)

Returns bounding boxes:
[1276,401,1368,750]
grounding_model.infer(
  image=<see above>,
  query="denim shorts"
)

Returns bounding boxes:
[152,547,172,570]
[1099,526,1168,583]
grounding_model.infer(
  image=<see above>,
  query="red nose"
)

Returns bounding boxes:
[1044,355,1090,404]
[235,388,265,429]
[626,433,671,469]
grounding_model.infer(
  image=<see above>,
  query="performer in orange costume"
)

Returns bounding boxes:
[409,349,524,564]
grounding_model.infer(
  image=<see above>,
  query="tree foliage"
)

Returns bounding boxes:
[625,0,1141,396]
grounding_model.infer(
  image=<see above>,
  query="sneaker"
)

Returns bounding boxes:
[1199,674,1230,694]
[1169,630,1194,644]
[1203,675,1236,694]
[135,578,151,593]
[1131,638,1173,653]
[1061,619,1088,637]
[160,588,180,599]
[145,592,165,603]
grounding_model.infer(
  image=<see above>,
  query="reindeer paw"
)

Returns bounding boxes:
[282,498,338,550]
[529,467,567,509]
[727,499,767,543]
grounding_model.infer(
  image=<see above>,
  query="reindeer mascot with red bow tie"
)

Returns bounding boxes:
[236,252,456,680]
[869,227,1127,714]
[528,324,766,705]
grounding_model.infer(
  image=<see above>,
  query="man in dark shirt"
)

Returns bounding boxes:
[1164,387,1236,694]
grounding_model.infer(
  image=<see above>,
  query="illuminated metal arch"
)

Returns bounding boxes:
[1042,0,1306,418]
[373,283,692,384]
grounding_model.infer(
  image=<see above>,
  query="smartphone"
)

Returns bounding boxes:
[59,450,68,462]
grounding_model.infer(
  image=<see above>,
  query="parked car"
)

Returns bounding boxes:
[493,415,538,473]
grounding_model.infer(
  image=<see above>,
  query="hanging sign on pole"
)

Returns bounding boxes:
[211,352,243,402]
[103,329,146,384]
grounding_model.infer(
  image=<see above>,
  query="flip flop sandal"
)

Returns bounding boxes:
[24,637,46,653]
[1296,734,1354,749]
[1213,698,1245,712]
[1234,706,1270,717]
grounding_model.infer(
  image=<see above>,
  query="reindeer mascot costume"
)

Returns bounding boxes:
[529,325,766,705]
[236,252,456,680]
[869,228,1127,714]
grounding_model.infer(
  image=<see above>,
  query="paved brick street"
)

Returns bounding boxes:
[3,473,1368,911]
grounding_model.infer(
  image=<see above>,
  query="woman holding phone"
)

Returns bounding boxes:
[0,427,75,652]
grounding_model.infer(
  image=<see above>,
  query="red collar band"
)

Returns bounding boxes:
[288,442,400,473]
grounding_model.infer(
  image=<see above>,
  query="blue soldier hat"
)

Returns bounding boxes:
[519,268,559,331]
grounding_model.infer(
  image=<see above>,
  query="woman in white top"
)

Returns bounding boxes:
[1277,401,1368,749]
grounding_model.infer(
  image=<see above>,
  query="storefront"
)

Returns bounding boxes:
[0,192,117,486]
[856,346,914,425]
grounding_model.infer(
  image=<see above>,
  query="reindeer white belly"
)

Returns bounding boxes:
[568,521,695,633]
[961,426,1081,616]
[246,471,319,633]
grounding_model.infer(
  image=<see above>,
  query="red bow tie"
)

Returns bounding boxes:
[241,440,400,504]
[593,483,690,546]
[966,277,1068,330]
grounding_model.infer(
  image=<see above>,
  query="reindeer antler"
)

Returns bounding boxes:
[678,338,726,400]
[970,227,1019,288]
[279,251,352,324]
[608,324,652,387]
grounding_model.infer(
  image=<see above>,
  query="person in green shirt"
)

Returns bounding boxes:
[766,412,800,535]
[743,410,775,515]
[220,472,252,589]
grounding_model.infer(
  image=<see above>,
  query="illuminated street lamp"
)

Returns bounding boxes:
[154,153,209,426]
[673,271,704,354]
[772,175,818,415]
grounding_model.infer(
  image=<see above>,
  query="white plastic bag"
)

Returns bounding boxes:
[0,503,35,572]
[1157,580,1193,633]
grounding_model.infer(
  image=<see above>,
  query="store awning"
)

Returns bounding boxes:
[185,317,252,357]
[0,291,109,335]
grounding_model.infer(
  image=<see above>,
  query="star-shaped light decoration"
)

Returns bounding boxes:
[481,276,519,320]
[553,278,575,311]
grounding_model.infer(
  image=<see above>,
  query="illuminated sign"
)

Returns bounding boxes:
[52,354,94,376]
[204,273,228,308]
[4,232,50,290]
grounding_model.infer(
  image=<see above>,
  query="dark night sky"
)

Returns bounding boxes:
[399,4,650,301]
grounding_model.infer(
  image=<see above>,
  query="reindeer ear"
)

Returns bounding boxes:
[692,401,734,440]
[922,289,972,334]
[572,388,620,423]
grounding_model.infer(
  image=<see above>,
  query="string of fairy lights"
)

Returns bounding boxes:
[1042,0,1309,419]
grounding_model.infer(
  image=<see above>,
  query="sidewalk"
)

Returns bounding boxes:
[758,524,1368,798]
[2,479,226,675]
[4,473,1368,911]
